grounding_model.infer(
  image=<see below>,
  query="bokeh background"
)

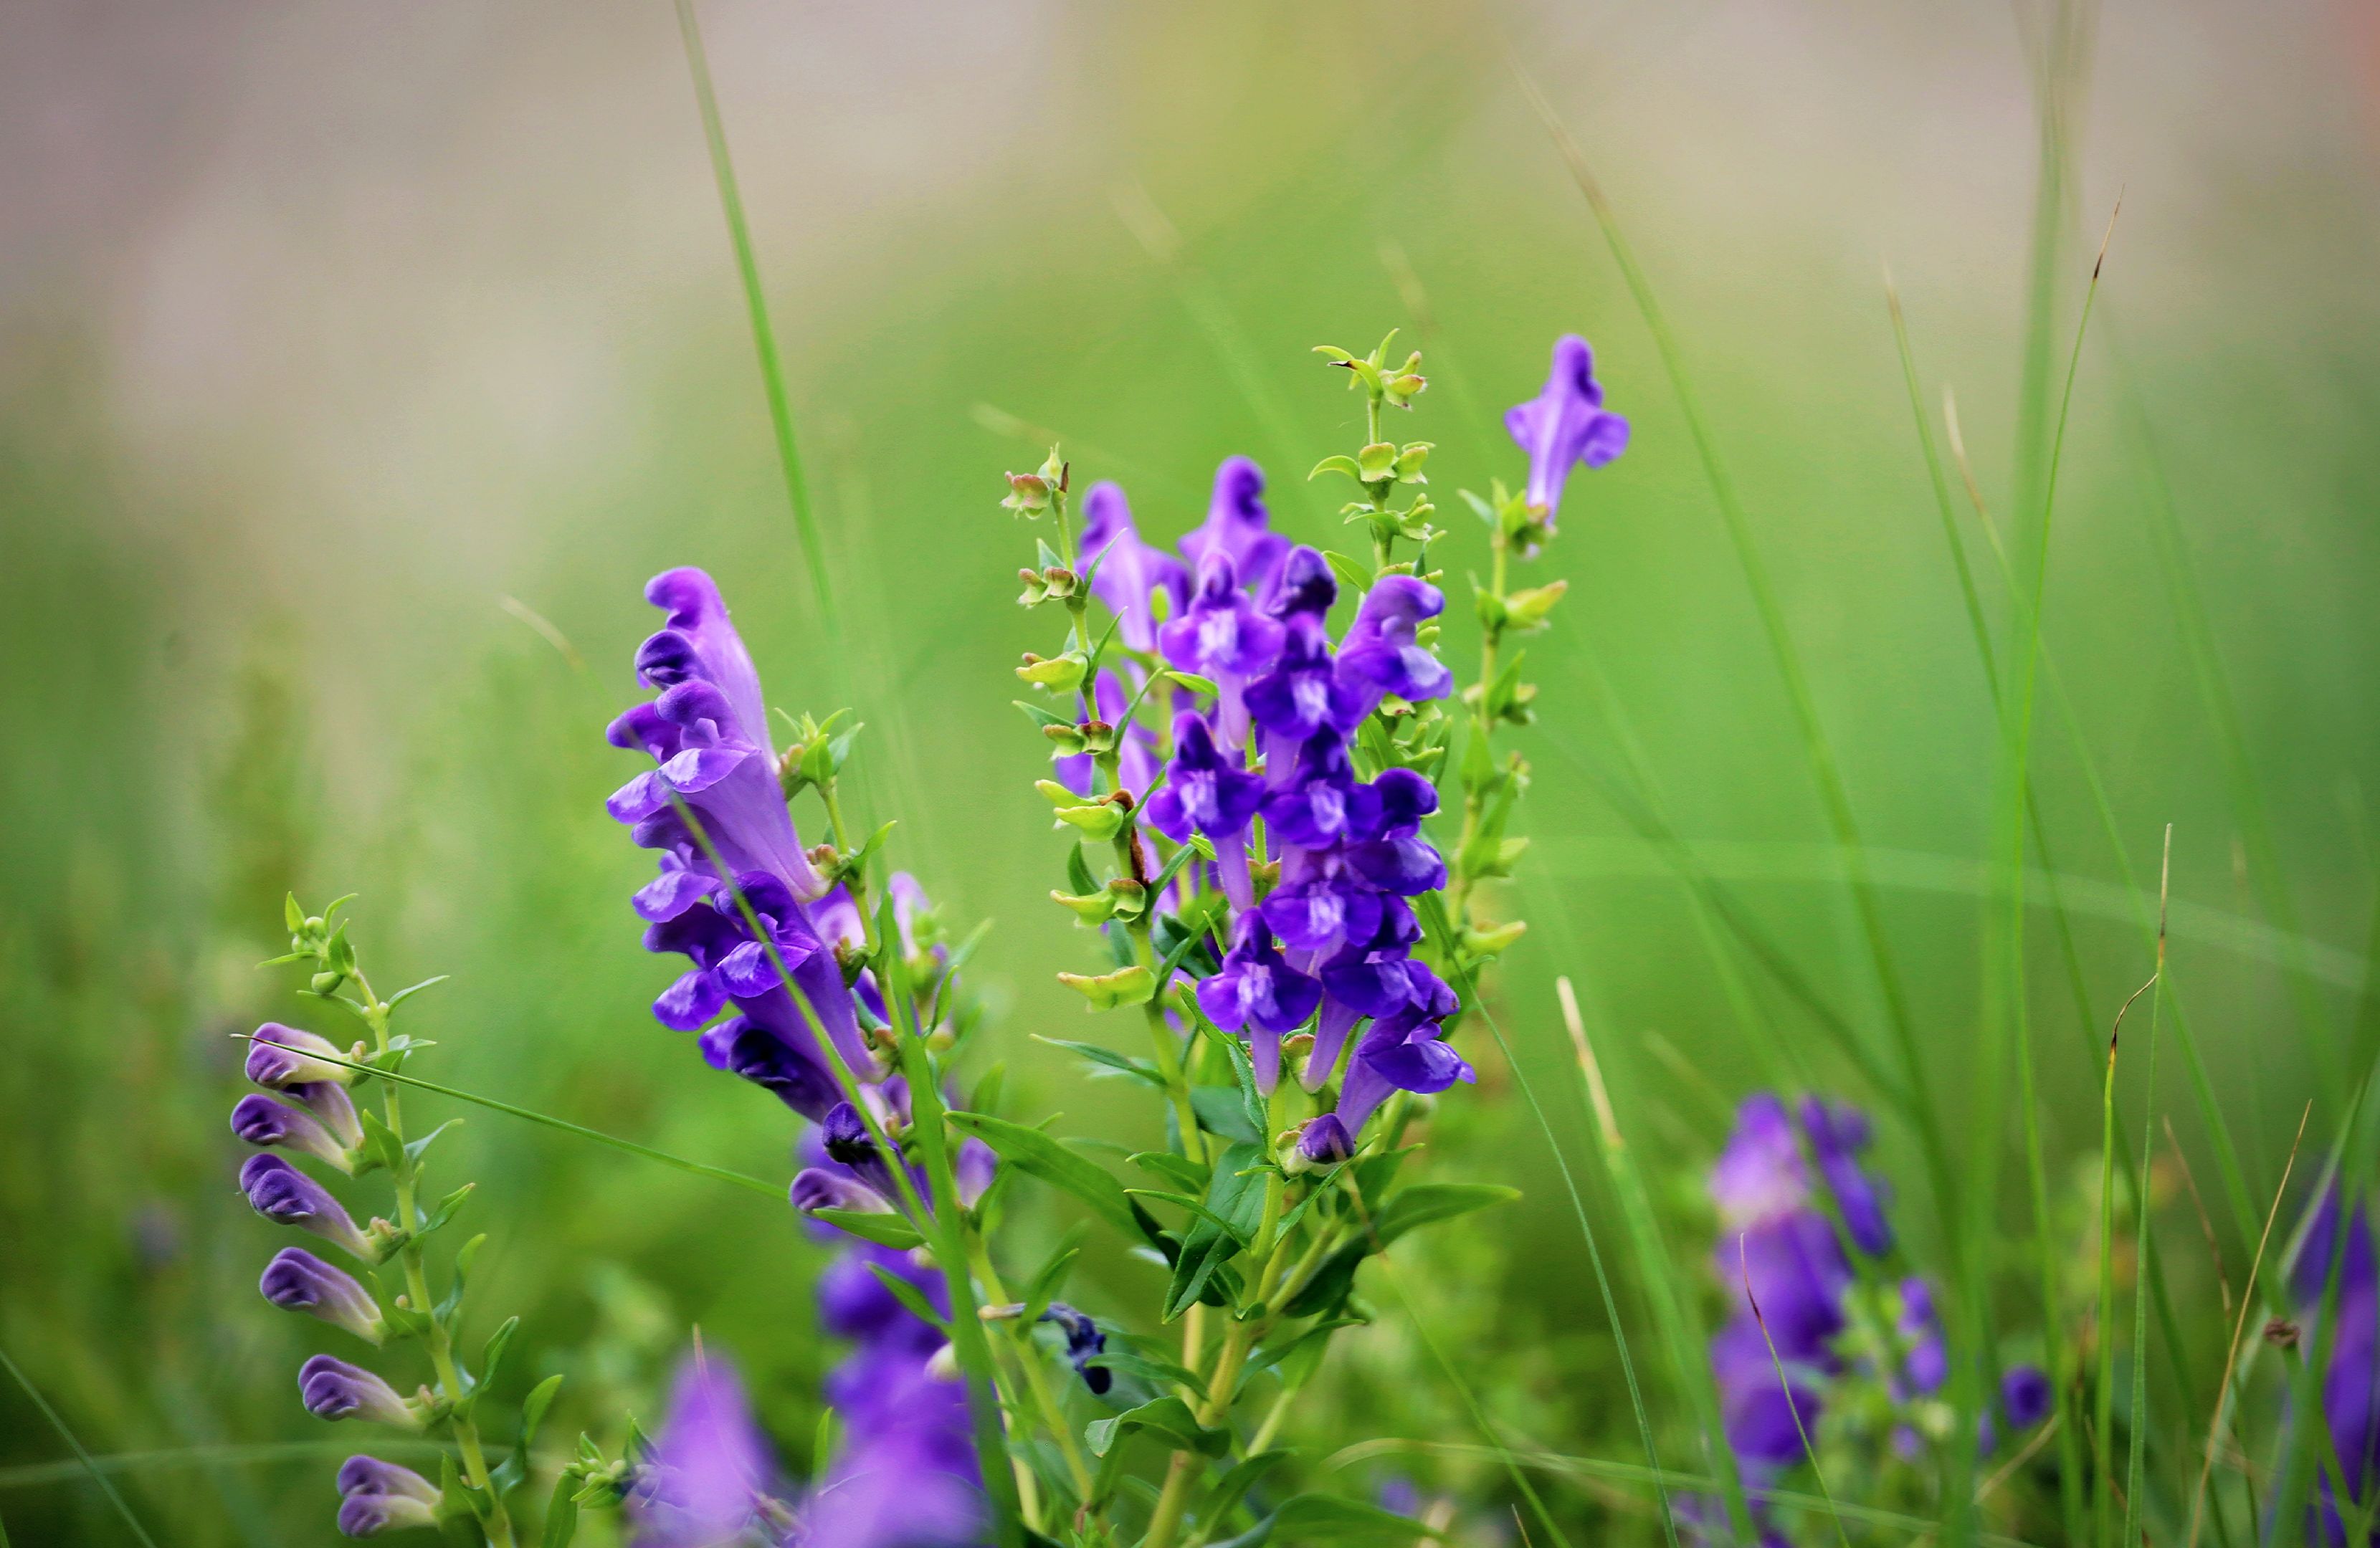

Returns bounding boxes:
[5,0,2379,1540]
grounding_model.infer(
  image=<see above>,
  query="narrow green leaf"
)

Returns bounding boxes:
[1082,1397,1228,1459]
[1363,1182,1520,1250]
[946,1112,1142,1239]
[1032,1036,1162,1087]
[806,1208,924,1251]
[867,1261,951,1332]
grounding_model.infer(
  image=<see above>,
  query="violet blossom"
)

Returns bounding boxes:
[299,1355,419,1428]
[626,1353,789,1547]
[240,1155,373,1258]
[260,1248,386,1344]
[335,1456,442,1538]
[1503,333,1629,527]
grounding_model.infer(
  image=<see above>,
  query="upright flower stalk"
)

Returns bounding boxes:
[235,898,560,1542]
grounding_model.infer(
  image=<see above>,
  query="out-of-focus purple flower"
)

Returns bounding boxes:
[1196,917,1323,1093]
[1893,1277,1948,1398]
[1263,543,1338,623]
[818,1242,948,1361]
[627,1354,785,1548]
[1799,1096,1892,1256]
[1336,576,1453,712]
[1709,1317,1820,1477]
[1178,456,1289,601]
[1080,482,1190,654]
[954,1137,997,1208]
[1039,1302,1111,1395]
[791,1167,894,1215]
[335,1455,441,1537]
[821,1102,904,1206]
[1504,334,1628,524]
[299,1355,418,1428]
[2001,1365,2053,1430]
[240,1155,372,1258]
[232,1094,355,1172]
[246,1023,358,1089]
[2290,1186,2380,1537]
[260,1248,384,1344]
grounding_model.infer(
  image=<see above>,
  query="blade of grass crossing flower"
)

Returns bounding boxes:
[0,1341,161,1548]
[1557,976,1756,1545]
[1420,897,1677,1548]
[1735,1236,1853,1548]
[2120,828,2172,1548]
[673,0,836,634]
[1514,62,1958,1266]
[231,1034,781,1197]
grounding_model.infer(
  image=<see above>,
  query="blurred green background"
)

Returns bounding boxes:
[4,0,2378,1539]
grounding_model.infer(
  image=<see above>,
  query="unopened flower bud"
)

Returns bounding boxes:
[246,1023,356,1089]
[790,1167,894,1217]
[1290,1114,1354,1170]
[298,1355,422,1428]
[241,1155,374,1258]
[335,1456,441,1536]
[1041,565,1078,598]
[1042,722,1088,756]
[1001,472,1051,516]
[310,971,345,995]
[260,1248,385,1344]
[232,1094,356,1172]
[1015,651,1088,693]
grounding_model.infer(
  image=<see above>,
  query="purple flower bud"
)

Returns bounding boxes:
[287,1081,365,1150]
[1178,456,1289,599]
[2001,1365,2052,1430]
[337,1455,441,1502]
[1337,575,1454,710]
[232,1094,354,1172]
[1296,1114,1354,1166]
[239,1155,372,1258]
[336,1489,438,1537]
[299,1355,418,1428]
[1080,482,1190,654]
[1039,1302,1110,1395]
[244,1023,357,1089]
[822,1102,902,1204]
[259,1248,384,1344]
[1504,333,1628,523]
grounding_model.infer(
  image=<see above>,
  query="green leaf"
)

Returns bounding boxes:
[404,1119,464,1167]
[386,975,450,1013]
[1237,1319,1362,1398]
[1125,1189,1252,1244]
[1164,670,1219,697]
[1281,1243,1366,1318]
[867,1261,951,1332]
[1065,843,1098,898]
[540,1471,581,1547]
[1127,1151,1209,1193]
[1189,1086,1263,1146]
[1023,1223,1088,1320]
[1055,964,1154,1009]
[356,1108,404,1175]
[946,1112,1143,1240]
[1366,1182,1521,1249]
[1087,1339,1203,1392]
[518,1374,564,1454]
[1082,1397,1229,1459]
[1308,454,1363,482]
[805,1208,925,1251]
[1321,550,1372,594]
[419,1182,475,1238]
[1271,1493,1433,1543]
[284,893,305,933]
[1163,1142,1267,1320]
[1033,1036,1163,1087]
[1204,1451,1295,1532]
[1147,834,1214,899]
[1013,699,1070,730]
[1214,1033,1268,1140]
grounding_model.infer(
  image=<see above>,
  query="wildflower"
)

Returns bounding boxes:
[1335,576,1453,712]
[245,1022,359,1088]
[260,1248,386,1344]
[1295,1112,1355,1167]
[1039,1302,1111,1395]
[1141,711,1266,908]
[1177,456,1288,600]
[1503,333,1628,525]
[1078,481,1189,653]
[298,1355,420,1428]
[1158,551,1285,746]
[626,1353,786,1547]
[1326,987,1473,1138]
[1195,917,1323,1092]
[239,1155,373,1258]
[2288,1185,2380,1539]
[232,1093,356,1172]
[2001,1365,2053,1430]
[335,1456,442,1537]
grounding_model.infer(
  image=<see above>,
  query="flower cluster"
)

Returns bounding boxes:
[1705,1093,2050,1533]
[232,906,548,1543]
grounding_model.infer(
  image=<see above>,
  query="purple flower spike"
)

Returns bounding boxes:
[245,1023,357,1089]
[1336,576,1454,711]
[1080,482,1189,653]
[232,1094,355,1172]
[1799,1096,1892,1256]
[260,1248,384,1344]
[1246,617,1368,778]
[1505,333,1629,523]
[1196,917,1323,1093]
[240,1155,373,1258]
[1179,455,1289,598]
[1296,1113,1354,1166]
[299,1355,419,1428]
[1039,1302,1111,1395]
[628,1353,784,1548]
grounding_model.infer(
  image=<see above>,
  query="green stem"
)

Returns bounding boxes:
[967,1241,1096,1501]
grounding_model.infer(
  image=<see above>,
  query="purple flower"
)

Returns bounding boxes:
[791,1167,895,1216]
[299,1355,418,1428]
[1799,1096,1892,1256]
[1258,871,1383,955]
[1336,577,1453,712]
[818,1242,948,1362]
[1160,552,1286,682]
[1331,990,1473,1137]
[1079,482,1189,654]
[287,1081,366,1150]
[2290,1186,2380,1534]
[1342,770,1444,897]
[1893,1276,1948,1398]
[821,1102,904,1206]
[1504,333,1628,523]
[240,1155,372,1258]
[1710,1316,1821,1477]
[1177,456,1289,600]
[627,1353,784,1548]
[1262,734,1378,851]
[1143,712,1267,909]
[1195,917,1323,1093]
[699,1016,844,1123]
[260,1248,385,1344]
[335,1455,441,1537]
[1039,1302,1110,1395]
[245,1023,358,1089]
[1262,543,1338,622]
[2001,1365,2053,1430]
[1245,617,1368,777]
[1295,1113,1354,1166]
[232,1094,355,1172]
